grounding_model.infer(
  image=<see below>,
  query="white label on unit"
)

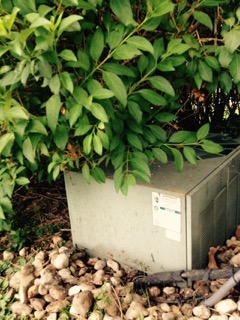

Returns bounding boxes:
[152,192,181,237]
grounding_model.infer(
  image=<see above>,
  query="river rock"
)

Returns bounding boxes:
[214,299,237,314]
[193,305,211,319]
[51,253,69,269]
[125,301,149,320]
[69,291,93,317]
[11,301,32,316]
[46,300,69,313]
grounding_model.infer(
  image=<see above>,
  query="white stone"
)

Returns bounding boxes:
[162,312,176,320]
[107,259,120,272]
[51,253,69,269]
[30,298,46,311]
[3,250,14,260]
[34,310,46,319]
[125,301,149,320]
[215,299,237,314]
[47,313,58,320]
[94,260,107,270]
[88,310,104,320]
[68,285,81,296]
[229,311,240,320]
[209,315,228,320]
[49,285,67,300]
[163,286,176,295]
[148,286,161,297]
[11,302,32,316]
[69,291,93,317]
[159,302,171,313]
[19,247,28,257]
[230,253,240,267]
[193,305,211,319]
[46,300,69,313]
[52,235,63,246]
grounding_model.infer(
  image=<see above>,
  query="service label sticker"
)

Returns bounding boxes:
[152,192,181,235]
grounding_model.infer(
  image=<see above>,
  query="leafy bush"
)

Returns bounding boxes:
[1,0,239,222]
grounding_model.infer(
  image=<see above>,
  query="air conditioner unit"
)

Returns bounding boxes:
[64,145,240,273]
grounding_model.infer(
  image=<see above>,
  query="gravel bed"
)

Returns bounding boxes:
[2,228,240,320]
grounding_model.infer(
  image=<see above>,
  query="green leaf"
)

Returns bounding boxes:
[218,47,233,68]
[91,167,106,183]
[127,101,143,124]
[0,46,9,57]
[28,119,48,135]
[0,133,14,154]
[193,72,203,90]
[113,166,124,192]
[224,29,240,54]
[148,76,175,96]
[126,174,136,186]
[15,177,30,186]
[7,106,29,120]
[69,104,82,128]
[201,140,224,154]
[97,130,109,149]
[90,103,109,122]
[92,89,114,100]
[46,95,62,133]
[127,133,142,151]
[60,72,74,94]
[30,17,52,28]
[59,49,77,61]
[83,134,92,155]
[110,0,136,26]
[183,146,197,166]
[155,112,177,123]
[157,60,175,72]
[130,158,150,177]
[58,15,83,37]
[93,134,103,155]
[193,10,213,31]
[219,72,232,95]
[149,125,166,142]
[49,75,61,95]
[106,24,125,50]
[204,56,220,72]
[13,0,36,15]
[153,148,168,164]
[75,124,93,136]
[23,137,35,164]
[137,89,167,106]
[132,170,150,183]
[54,125,68,150]
[169,131,193,143]
[197,123,210,140]
[126,36,154,54]
[162,38,190,59]
[0,197,13,214]
[229,53,240,84]
[170,148,183,172]
[113,44,142,60]
[198,60,212,82]
[151,0,175,17]
[82,163,91,184]
[103,71,127,107]
[102,63,135,77]
[90,28,105,62]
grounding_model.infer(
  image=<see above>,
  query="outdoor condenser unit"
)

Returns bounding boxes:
[64,145,240,273]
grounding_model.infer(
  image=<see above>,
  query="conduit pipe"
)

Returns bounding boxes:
[202,269,240,307]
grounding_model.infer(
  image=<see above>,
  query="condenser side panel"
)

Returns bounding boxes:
[65,171,188,273]
[186,167,228,269]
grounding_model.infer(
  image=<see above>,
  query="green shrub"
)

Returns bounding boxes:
[1,0,239,221]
